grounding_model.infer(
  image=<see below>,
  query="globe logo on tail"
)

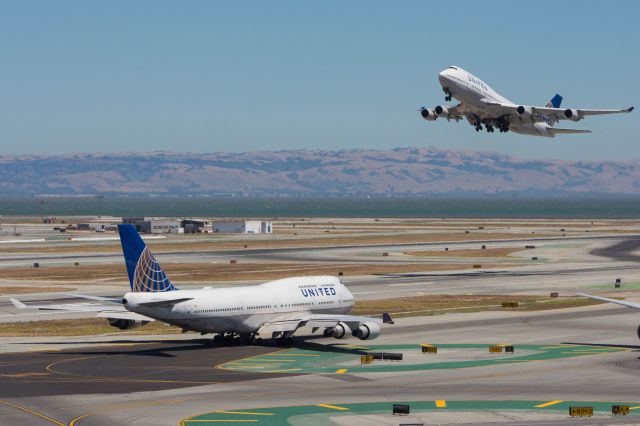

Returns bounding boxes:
[132,247,175,292]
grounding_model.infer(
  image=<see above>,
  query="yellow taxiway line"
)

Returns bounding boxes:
[214,410,273,416]
[535,400,563,408]
[0,399,65,426]
[316,403,349,411]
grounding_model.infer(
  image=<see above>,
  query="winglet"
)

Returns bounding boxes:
[9,298,27,309]
[382,312,394,324]
[627,106,634,113]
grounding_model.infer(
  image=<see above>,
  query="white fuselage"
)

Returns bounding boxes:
[123,275,353,334]
[438,66,554,136]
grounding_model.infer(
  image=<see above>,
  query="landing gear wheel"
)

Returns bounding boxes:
[636,324,640,340]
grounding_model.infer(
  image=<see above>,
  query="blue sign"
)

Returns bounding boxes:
[301,287,337,297]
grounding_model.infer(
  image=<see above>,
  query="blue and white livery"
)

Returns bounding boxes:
[420,66,633,137]
[11,224,392,343]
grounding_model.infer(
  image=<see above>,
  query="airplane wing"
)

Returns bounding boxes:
[441,104,465,121]
[577,293,640,309]
[256,311,393,337]
[485,102,633,122]
[96,311,155,322]
[9,297,153,321]
[548,128,592,136]
[419,104,465,121]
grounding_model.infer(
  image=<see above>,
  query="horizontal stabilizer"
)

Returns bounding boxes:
[549,128,592,135]
[9,298,27,309]
[9,297,128,312]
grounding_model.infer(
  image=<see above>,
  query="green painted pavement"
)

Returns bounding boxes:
[181,400,640,425]
[217,343,624,374]
[587,282,640,290]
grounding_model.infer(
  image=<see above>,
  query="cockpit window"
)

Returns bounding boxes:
[448,66,458,70]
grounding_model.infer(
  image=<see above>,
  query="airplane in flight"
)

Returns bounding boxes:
[10,224,392,344]
[578,293,640,338]
[419,66,634,137]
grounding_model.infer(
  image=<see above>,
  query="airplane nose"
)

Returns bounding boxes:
[438,70,450,84]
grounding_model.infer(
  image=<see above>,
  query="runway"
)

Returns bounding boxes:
[0,341,284,398]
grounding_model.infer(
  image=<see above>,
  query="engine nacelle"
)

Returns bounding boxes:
[107,318,149,330]
[434,105,448,116]
[516,105,533,117]
[329,322,351,339]
[354,322,381,340]
[564,108,581,122]
[420,108,436,121]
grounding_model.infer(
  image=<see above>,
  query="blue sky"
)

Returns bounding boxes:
[0,1,638,160]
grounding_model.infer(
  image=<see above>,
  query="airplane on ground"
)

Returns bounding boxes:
[419,66,634,137]
[578,293,640,338]
[10,224,392,344]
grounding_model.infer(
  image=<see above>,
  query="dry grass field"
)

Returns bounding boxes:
[0,294,604,336]
[352,294,603,317]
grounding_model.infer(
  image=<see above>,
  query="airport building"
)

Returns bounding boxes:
[182,219,210,234]
[122,217,183,234]
[212,220,272,234]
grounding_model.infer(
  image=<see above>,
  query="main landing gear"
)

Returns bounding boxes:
[496,118,510,133]
[211,332,260,345]
[443,88,453,102]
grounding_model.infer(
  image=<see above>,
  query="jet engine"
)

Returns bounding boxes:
[329,322,351,339]
[354,322,381,340]
[107,318,149,330]
[564,108,581,121]
[420,108,437,121]
[516,105,533,118]
[434,105,448,116]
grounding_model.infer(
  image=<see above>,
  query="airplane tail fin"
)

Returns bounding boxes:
[544,94,563,127]
[118,224,177,292]
[546,94,563,109]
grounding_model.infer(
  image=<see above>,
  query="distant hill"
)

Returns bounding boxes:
[1,148,639,196]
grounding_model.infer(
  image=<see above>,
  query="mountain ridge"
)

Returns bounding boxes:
[1,147,638,196]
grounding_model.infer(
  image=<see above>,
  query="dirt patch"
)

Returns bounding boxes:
[0,286,76,295]
[352,294,603,318]
[0,318,181,337]
[0,262,513,283]
[0,232,553,254]
[405,247,529,258]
